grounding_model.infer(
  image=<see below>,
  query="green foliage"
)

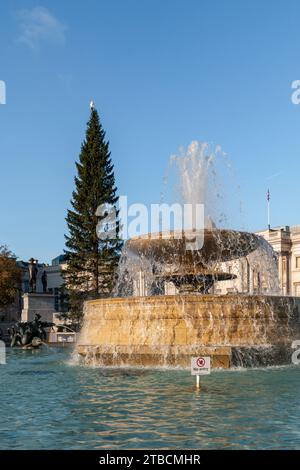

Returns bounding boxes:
[63,107,122,325]
[0,246,22,308]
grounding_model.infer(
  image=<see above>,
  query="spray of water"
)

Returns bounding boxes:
[77,140,300,370]
[162,140,229,228]
[116,140,279,297]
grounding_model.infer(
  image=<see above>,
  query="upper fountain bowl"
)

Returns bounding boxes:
[126,229,260,268]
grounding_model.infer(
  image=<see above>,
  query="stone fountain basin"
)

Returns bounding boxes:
[77,294,300,369]
[160,271,236,281]
[126,229,259,267]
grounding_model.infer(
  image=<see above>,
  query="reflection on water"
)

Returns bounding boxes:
[0,349,300,449]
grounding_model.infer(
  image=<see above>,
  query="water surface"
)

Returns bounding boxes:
[0,348,299,449]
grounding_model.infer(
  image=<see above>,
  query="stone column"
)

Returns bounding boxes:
[133,271,146,296]
[280,253,291,295]
[246,259,251,293]
[249,267,254,294]
[286,253,291,295]
[278,253,283,294]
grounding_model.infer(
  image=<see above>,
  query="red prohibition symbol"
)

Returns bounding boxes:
[196,357,205,368]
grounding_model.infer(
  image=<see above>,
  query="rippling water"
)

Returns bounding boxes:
[0,348,300,449]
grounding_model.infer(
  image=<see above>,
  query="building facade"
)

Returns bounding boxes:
[257,226,300,296]
[132,226,300,297]
[213,226,300,296]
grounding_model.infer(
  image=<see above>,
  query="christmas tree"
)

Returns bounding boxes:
[63,103,122,325]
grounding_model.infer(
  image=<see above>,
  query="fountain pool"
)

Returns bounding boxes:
[1,349,300,450]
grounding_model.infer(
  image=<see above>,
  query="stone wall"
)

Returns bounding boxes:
[77,294,300,368]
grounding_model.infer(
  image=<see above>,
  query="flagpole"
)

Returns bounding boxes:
[267,189,270,230]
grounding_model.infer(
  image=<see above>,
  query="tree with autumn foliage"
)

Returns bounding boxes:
[0,246,22,308]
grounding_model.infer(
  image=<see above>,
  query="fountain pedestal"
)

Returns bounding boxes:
[21,293,55,323]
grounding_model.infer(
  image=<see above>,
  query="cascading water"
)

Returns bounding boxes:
[77,140,300,369]
[166,140,224,228]
[117,140,279,299]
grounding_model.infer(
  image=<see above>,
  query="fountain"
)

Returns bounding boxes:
[126,229,258,294]
[77,142,300,368]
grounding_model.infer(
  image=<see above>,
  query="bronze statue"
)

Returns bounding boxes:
[8,314,54,348]
[28,258,38,293]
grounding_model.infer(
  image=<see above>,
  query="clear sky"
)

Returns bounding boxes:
[1,0,300,263]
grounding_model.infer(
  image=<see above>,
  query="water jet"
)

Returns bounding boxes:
[77,142,300,368]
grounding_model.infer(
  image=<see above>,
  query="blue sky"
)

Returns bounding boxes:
[1,0,300,263]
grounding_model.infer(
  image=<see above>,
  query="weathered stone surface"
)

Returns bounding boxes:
[77,294,300,368]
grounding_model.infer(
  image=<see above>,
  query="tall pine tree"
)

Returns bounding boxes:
[63,104,122,325]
